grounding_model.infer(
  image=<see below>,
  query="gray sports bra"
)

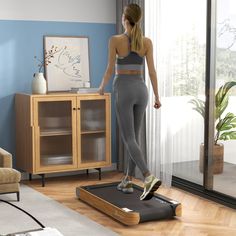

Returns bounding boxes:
[116,33,144,72]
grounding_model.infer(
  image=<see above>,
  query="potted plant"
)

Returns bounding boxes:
[189,81,236,174]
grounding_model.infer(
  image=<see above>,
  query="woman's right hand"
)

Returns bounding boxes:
[154,97,161,109]
[98,85,104,95]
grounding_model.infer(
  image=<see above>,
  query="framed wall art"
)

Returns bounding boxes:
[44,36,90,92]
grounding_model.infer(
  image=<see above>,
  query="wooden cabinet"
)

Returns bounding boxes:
[15,93,111,186]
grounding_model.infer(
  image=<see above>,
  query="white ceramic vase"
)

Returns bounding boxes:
[32,72,47,94]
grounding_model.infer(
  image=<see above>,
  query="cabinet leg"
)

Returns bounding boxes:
[95,168,101,180]
[29,173,32,181]
[39,174,45,187]
[86,169,89,176]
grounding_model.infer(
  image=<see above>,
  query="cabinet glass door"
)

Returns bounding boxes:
[80,99,106,164]
[35,99,77,170]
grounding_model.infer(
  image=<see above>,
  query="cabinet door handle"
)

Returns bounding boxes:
[73,108,76,110]
[77,108,80,110]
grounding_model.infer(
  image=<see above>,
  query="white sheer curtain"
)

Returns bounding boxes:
[145,0,206,186]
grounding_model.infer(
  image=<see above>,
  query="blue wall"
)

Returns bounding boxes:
[0,20,117,164]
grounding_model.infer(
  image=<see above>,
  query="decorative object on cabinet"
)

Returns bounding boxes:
[72,87,99,94]
[15,93,111,186]
[44,36,90,92]
[32,72,47,95]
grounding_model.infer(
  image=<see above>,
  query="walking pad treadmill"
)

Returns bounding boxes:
[76,182,182,225]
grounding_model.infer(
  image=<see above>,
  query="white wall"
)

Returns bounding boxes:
[0,0,116,23]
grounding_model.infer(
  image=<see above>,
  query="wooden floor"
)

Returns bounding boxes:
[23,171,236,236]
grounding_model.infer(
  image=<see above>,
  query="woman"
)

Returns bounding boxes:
[99,3,161,201]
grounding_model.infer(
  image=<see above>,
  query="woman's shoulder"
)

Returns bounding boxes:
[143,37,153,46]
[110,34,125,39]
[109,34,127,47]
[109,34,124,43]
[143,37,153,53]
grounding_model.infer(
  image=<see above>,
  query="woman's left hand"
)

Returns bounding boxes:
[154,97,161,109]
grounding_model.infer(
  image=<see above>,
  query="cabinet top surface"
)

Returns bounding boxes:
[16,92,111,98]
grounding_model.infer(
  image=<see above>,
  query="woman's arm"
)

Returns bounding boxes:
[99,36,117,95]
[145,38,161,109]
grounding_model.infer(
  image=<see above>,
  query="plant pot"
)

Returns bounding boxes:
[32,72,47,94]
[199,143,224,174]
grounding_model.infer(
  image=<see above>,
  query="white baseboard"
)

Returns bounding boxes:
[20,163,117,180]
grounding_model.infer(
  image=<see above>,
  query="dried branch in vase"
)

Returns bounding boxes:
[34,45,64,73]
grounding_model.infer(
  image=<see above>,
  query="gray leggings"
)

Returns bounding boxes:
[113,75,149,177]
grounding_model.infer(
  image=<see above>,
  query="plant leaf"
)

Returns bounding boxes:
[215,93,229,119]
[215,81,236,119]
[215,81,236,106]
[216,112,236,131]
[189,98,205,119]
[219,131,236,140]
[216,118,224,131]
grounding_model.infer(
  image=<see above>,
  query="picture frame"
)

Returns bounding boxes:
[44,36,90,92]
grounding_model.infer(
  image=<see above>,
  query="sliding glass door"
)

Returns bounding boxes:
[212,0,236,198]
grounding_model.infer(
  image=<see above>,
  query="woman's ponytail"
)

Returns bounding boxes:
[130,22,143,52]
